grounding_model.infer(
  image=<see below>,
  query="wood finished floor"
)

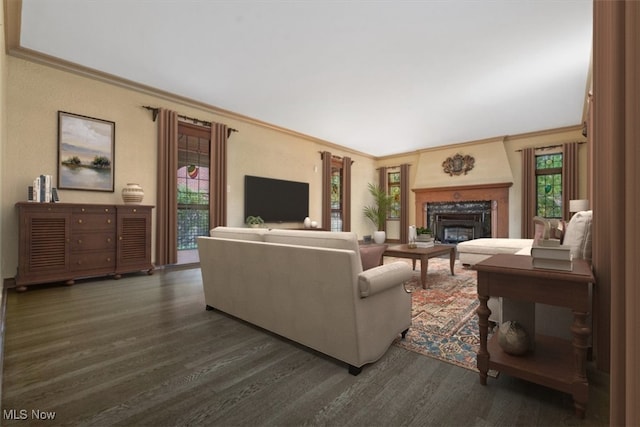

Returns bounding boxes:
[2,268,609,426]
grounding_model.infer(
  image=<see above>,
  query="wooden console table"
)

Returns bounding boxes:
[475,254,595,418]
[16,202,154,291]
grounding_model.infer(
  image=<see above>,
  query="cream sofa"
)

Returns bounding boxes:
[197,227,413,375]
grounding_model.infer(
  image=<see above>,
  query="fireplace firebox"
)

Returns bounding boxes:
[426,201,491,243]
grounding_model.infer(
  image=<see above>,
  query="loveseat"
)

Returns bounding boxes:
[197,227,413,375]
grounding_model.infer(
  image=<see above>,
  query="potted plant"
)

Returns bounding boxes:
[245,215,264,228]
[416,226,433,240]
[363,183,394,243]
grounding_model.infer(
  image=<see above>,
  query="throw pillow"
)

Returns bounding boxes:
[562,210,593,261]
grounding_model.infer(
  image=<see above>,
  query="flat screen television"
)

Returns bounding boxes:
[244,175,309,223]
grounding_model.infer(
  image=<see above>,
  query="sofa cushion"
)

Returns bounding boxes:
[265,229,363,272]
[562,210,593,261]
[265,229,359,251]
[457,238,534,255]
[210,226,267,241]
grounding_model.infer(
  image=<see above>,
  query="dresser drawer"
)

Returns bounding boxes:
[70,233,116,251]
[71,213,116,231]
[70,252,116,271]
[72,206,115,215]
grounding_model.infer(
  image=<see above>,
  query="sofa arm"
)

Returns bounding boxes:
[358,262,413,298]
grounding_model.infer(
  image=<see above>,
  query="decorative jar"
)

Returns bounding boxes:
[122,183,144,204]
[498,320,530,356]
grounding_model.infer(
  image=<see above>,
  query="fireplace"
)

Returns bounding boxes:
[427,201,492,243]
[413,183,512,239]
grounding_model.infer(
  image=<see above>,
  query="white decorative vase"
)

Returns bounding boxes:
[122,183,144,204]
[373,231,386,244]
[303,217,311,228]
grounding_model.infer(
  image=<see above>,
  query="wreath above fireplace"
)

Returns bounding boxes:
[442,153,475,176]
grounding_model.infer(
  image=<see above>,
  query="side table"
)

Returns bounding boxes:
[474,254,595,418]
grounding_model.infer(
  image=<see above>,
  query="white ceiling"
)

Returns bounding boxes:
[19,0,593,157]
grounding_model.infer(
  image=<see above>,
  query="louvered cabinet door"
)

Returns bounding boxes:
[115,206,154,276]
[16,203,72,290]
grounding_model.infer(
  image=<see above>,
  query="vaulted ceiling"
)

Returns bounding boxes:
[17,0,592,157]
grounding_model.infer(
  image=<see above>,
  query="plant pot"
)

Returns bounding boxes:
[373,231,386,244]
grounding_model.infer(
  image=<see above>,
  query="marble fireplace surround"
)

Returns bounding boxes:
[413,182,512,238]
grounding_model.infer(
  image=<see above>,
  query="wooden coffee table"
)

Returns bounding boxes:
[383,244,456,288]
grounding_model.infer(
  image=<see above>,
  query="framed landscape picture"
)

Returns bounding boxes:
[57,111,115,192]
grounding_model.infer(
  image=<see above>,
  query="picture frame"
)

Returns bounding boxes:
[57,111,115,192]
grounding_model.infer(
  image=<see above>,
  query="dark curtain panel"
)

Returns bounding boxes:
[156,109,178,266]
[321,151,332,230]
[400,164,410,243]
[521,147,536,238]
[562,142,579,221]
[342,156,352,231]
[210,122,228,228]
[378,167,387,233]
[593,1,640,424]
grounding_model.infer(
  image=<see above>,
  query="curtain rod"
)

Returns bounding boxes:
[515,141,585,152]
[377,164,411,169]
[318,151,355,163]
[142,106,238,134]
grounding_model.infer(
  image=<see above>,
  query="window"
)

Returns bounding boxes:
[535,153,563,218]
[177,123,210,252]
[387,171,401,219]
[330,161,343,232]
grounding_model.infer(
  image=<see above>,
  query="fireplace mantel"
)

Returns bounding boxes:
[413,182,512,238]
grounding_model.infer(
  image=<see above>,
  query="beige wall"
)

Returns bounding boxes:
[0,2,6,283]
[2,56,377,277]
[379,127,587,239]
[2,53,587,279]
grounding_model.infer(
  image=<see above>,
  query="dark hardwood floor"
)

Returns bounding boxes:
[1,268,609,426]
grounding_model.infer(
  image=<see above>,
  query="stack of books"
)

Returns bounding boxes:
[415,234,435,248]
[530,239,573,271]
[30,174,57,203]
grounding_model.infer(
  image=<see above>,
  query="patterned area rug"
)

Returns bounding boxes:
[390,256,496,375]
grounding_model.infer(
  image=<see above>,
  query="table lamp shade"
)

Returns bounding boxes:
[569,199,589,213]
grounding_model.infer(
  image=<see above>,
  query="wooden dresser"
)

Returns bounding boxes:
[15,202,154,291]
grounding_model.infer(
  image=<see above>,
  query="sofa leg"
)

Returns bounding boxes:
[348,365,362,376]
[205,305,215,311]
[401,328,409,339]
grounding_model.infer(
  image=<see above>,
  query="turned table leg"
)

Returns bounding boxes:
[571,310,590,419]
[477,294,491,385]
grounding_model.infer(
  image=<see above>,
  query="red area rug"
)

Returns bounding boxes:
[390,256,496,375]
